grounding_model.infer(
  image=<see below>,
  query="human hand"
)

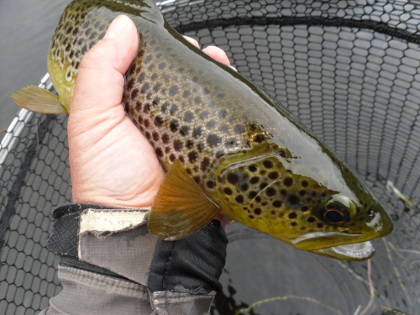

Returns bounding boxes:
[68,15,233,212]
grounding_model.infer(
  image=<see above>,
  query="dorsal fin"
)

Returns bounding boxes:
[148,160,220,240]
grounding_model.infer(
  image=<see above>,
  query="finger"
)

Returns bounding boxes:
[202,45,231,66]
[183,35,200,49]
[70,15,138,122]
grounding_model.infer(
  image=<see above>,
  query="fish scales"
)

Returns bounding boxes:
[11,0,393,260]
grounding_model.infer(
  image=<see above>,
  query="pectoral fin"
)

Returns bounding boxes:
[149,160,220,240]
[11,85,68,114]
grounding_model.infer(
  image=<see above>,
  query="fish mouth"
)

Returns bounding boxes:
[292,232,375,260]
[310,241,374,260]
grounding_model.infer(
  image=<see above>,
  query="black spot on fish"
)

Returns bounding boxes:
[207,180,215,189]
[141,83,150,94]
[200,157,210,171]
[179,126,189,136]
[254,208,261,215]
[154,116,163,127]
[250,177,259,184]
[260,183,268,190]
[227,173,239,185]
[288,194,299,205]
[248,191,257,199]
[170,105,178,115]
[143,104,151,113]
[268,172,279,180]
[170,120,179,132]
[207,134,221,148]
[169,86,178,96]
[206,120,216,129]
[151,73,158,81]
[160,102,169,113]
[199,111,209,119]
[289,212,297,219]
[224,138,236,149]
[280,189,288,196]
[156,147,163,158]
[241,183,249,191]
[162,133,170,144]
[218,110,228,118]
[152,132,159,141]
[219,124,229,133]
[188,151,198,163]
[273,200,282,208]
[192,76,199,82]
[183,91,191,98]
[194,96,202,105]
[169,154,176,162]
[173,140,183,151]
[130,89,139,99]
[234,125,244,134]
[184,112,194,122]
[266,187,276,197]
[197,143,205,152]
[186,140,194,149]
[263,160,273,168]
[301,206,309,212]
[248,165,257,172]
[299,190,307,196]
[235,195,244,203]
[143,119,150,128]
[159,62,166,70]
[127,79,135,90]
[192,127,202,138]
[152,97,160,106]
[153,83,162,93]
[254,134,265,143]
[223,187,233,195]
[139,72,146,83]
[284,177,293,187]
[144,55,152,64]
[193,176,200,184]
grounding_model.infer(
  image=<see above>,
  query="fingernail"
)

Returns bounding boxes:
[104,15,130,39]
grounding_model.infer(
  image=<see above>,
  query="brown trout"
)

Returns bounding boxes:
[12,0,392,260]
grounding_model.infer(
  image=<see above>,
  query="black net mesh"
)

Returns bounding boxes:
[1,0,419,314]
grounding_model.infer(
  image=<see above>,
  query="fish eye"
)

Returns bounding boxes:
[320,204,350,225]
[323,208,346,224]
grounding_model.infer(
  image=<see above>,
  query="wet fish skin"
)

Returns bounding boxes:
[12,0,393,260]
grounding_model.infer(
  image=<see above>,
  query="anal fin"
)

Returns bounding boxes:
[149,160,220,240]
[11,85,67,114]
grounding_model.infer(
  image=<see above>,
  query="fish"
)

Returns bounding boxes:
[11,0,393,260]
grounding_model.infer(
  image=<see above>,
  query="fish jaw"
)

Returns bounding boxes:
[310,241,374,260]
[291,231,376,260]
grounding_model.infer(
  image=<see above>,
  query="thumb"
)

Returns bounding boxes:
[69,15,138,136]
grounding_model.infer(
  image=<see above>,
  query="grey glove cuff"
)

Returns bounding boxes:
[48,203,228,293]
[148,220,228,294]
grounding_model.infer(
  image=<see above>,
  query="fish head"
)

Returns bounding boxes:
[292,192,393,260]
[215,149,393,260]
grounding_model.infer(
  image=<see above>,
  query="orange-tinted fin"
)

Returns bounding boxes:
[149,160,220,240]
[11,85,67,114]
